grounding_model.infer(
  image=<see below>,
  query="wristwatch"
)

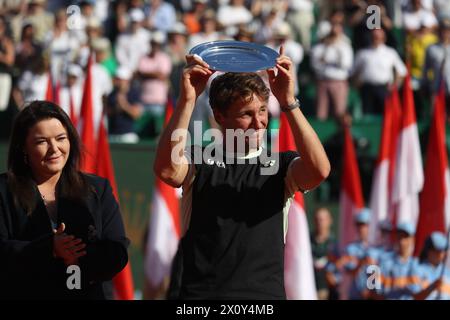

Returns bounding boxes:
[280,98,301,112]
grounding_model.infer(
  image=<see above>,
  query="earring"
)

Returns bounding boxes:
[23,153,28,164]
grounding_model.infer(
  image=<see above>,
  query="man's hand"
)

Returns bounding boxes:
[53,223,87,266]
[180,54,215,105]
[266,46,296,107]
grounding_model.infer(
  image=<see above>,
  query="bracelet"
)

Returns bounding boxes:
[280,99,300,112]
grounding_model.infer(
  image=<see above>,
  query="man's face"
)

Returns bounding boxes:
[214,94,268,150]
[397,232,414,256]
[330,23,343,37]
[429,248,445,265]
[67,75,78,87]
[372,29,386,45]
[356,223,369,241]
[314,208,332,234]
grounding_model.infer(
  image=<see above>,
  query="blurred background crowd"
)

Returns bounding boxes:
[0,0,449,142]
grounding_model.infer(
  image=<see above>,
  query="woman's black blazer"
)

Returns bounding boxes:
[0,172,129,300]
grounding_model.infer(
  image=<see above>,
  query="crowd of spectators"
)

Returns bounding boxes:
[0,0,449,141]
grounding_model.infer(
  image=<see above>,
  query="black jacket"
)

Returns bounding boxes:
[0,173,129,300]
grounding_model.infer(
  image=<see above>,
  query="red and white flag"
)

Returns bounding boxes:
[339,126,365,300]
[96,117,135,300]
[79,54,135,299]
[369,88,402,244]
[69,91,78,128]
[145,100,182,293]
[415,84,450,255]
[278,112,317,300]
[339,126,365,249]
[391,73,424,227]
[79,55,97,174]
[44,71,60,104]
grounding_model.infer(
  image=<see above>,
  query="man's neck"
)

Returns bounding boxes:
[315,231,330,243]
[399,251,411,261]
[372,43,383,49]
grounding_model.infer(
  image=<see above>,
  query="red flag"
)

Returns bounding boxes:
[339,126,365,249]
[279,112,317,300]
[369,88,402,244]
[54,80,61,105]
[391,73,424,227]
[95,117,135,300]
[145,99,182,296]
[45,72,53,102]
[69,91,78,128]
[415,84,450,255]
[79,55,97,173]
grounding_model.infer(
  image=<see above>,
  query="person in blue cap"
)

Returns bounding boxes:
[415,231,450,300]
[342,208,372,299]
[367,219,395,266]
[377,222,424,300]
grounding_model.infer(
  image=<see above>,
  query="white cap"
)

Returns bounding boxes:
[169,22,188,35]
[115,66,132,80]
[151,30,166,44]
[129,8,145,23]
[67,64,83,78]
[274,22,291,38]
[421,14,438,28]
[317,21,332,40]
[86,16,101,29]
[91,37,111,52]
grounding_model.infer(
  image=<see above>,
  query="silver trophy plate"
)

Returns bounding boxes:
[189,40,278,72]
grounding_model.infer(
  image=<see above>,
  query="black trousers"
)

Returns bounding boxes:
[360,83,389,115]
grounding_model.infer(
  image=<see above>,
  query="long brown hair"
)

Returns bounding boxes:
[7,100,91,214]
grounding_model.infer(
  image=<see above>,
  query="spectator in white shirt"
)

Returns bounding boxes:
[188,10,223,50]
[59,64,84,125]
[434,0,450,20]
[43,9,80,84]
[76,16,104,68]
[270,22,303,95]
[0,16,14,111]
[352,28,407,115]
[16,54,49,106]
[253,8,283,45]
[146,0,177,33]
[311,16,353,121]
[286,0,315,52]
[403,0,438,34]
[115,8,151,73]
[217,0,253,36]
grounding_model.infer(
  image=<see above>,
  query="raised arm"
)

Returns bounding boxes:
[153,55,215,187]
[267,47,330,191]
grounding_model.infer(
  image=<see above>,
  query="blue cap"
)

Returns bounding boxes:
[430,232,448,251]
[378,219,393,232]
[354,208,371,224]
[396,222,416,236]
